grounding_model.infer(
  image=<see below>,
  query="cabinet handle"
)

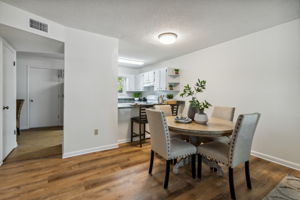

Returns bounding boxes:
[3,106,9,110]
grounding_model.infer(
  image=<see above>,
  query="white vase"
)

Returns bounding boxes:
[194,112,208,125]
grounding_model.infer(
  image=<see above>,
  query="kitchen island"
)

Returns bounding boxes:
[117,102,154,144]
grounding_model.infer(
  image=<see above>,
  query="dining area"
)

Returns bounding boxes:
[128,80,261,200]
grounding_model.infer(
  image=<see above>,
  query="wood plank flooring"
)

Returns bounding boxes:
[4,127,63,163]
[0,129,299,200]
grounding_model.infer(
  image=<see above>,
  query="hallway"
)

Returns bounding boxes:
[4,127,63,163]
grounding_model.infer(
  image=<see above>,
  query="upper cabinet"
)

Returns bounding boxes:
[124,67,180,93]
[135,73,144,91]
[126,75,136,92]
[143,71,155,87]
[154,67,180,91]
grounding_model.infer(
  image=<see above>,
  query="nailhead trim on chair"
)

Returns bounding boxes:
[198,153,228,166]
[228,115,244,166]
[161,112,196,160]
[161,112,172,158]
[198,115,244,167]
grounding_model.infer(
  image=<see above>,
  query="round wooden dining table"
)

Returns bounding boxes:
[166,116,235,176]
[166,116,235,138]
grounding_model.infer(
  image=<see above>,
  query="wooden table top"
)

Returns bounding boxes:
[166,116,235,137]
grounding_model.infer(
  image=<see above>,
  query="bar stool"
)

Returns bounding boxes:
[131,105,153,147]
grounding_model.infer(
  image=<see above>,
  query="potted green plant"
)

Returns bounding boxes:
[166,94,174,100]
[180,79,212,123]
[174,68,180,75]
[169,84,174,90]
[133,92,141,101]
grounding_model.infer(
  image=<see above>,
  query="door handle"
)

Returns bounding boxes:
[3,106,9,110]
[30,99,34,102]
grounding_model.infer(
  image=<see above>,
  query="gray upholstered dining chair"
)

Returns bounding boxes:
[154,104,181,139]
[197,113,261,200]
[154,105,173,116]
[212,106,235,121]
[211,106,235,143]
[146,109,197,189]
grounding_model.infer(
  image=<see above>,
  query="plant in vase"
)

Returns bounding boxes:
[169,84,174,90]
[180,79,212,124]
[166,94,174,100]
[174,68,180,75]
[133,92,141,101]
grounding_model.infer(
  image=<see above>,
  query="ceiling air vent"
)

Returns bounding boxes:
[29,19,48,33]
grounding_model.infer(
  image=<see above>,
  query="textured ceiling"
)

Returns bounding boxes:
[1,0,300,67]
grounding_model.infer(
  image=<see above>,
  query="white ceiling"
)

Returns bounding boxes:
[1,0,299,67]
[0,24,64,56]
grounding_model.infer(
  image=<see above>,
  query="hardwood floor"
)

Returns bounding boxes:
[4,127,63,163]
[0,131,299,199]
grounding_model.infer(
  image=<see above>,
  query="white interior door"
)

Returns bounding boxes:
[29,68,60,128]
[2,43,17,159]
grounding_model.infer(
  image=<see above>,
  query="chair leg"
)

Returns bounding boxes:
[198,155,202,179]
[17,128,20,136]
[130,120,133,143]
[174,159,177,165]
[164,160,171,189]
[245,161,252,189]
[229,167,236,200]
[191,155,196,179]
[143,123,146,141]
[149,150,154,175]
[139,122,142,147]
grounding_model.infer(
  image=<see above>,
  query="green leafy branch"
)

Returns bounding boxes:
[180,79,212,112]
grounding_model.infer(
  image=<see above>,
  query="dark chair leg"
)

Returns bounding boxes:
[191,155,196,179]
[143,123,146,141]
[245,161,252,189]
[229,167,236,200]
[130,120,133,143]
[174,159,177,165]
[139,122,142,147]
[17,128,20,136]
[198,155,202,179]
[149,150,154,175]
[164,160,171,189]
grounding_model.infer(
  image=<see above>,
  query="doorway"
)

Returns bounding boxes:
[0,24,65,163]
[29,67,63,128]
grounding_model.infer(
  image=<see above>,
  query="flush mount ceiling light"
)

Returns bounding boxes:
[158,32,178,44]
[118,57,144,66]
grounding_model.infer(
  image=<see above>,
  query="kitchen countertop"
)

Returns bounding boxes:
[118,102,158,109]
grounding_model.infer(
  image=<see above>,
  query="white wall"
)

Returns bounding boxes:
[16,53,64,129]
[1,3,120,158]
[0,2,65,42]
[63,27,118,158]
[142,19,300,169]
[0,38,3,165]
[118,66,140,76]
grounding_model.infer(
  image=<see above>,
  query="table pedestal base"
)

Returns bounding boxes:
[173,156,224,176]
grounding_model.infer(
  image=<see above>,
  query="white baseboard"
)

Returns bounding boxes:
[251,150,300,171]
[0,161,3,166]
[118,136,151,144]
[63,143,118,159]
[117,138,131,144]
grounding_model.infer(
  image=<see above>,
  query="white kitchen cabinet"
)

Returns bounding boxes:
[154,68,167,91]
[154,70,160,91]
[143,71,155,86]
[135,73,144,91]
[160,68,167,90]
[126,75,135,91]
